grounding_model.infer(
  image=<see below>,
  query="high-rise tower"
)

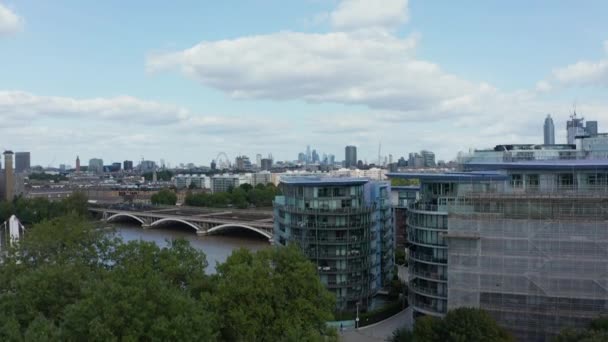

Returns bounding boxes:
[76,156,81,172]
[345,145,357,168]
[566,112,585,144]
[4,151,14,201]
[543,114,555,145]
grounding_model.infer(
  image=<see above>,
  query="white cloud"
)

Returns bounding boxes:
[550,40,608,87]
[0,3,23,35]
[146,29,490,115]
[330,0,409,31]
[0,91,189,125]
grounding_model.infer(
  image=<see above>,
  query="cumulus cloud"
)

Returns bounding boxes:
[0,91,189,125]
[330,0,409,31]
[550,40,608,87]
[0,3,23,35]
[146,29,489,115]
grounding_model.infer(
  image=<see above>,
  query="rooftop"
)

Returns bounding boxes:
[465,159,608,171]
[386,171,508,182]
[280,176,371,186]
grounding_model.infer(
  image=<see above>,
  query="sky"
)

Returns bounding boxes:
[1,0,608,167]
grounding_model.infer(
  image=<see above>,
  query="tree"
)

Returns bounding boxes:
[555,317,608,342]
[231,188,249,209]
[214,245,336,341]
[395,248,406,265]
[150,188,177,205]
[0,214,338,340]
[391,178,420,186]
[239,183,253,192]
[389,308,512,342]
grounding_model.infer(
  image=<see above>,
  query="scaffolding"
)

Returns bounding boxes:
[446,186,608,341]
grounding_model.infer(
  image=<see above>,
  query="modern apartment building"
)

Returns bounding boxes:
[390,186,419,250]
[211,174,240,193]
[389,156,608,341]
[273,177,394,312]
[14,152,30,173]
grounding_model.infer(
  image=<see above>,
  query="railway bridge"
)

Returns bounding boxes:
[89,206,274,241]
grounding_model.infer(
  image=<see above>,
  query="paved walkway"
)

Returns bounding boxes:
[340,308,413,342]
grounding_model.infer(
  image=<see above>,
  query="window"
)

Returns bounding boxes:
[558,173,575,187]
[510,174,523,188]
[526,174,539,188]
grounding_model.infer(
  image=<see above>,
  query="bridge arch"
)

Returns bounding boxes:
[150,218,201,232]
[106,213,145,225]
[206,224,272,240]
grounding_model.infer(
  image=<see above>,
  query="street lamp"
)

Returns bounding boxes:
[355,302,360,329]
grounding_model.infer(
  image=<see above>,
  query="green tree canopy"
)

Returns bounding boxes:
[0,192,89,225]
[151,188,177,205]
[389,308,512,342]
[215,245,336,341]
[0,215,337,341]
[554,317,608,342]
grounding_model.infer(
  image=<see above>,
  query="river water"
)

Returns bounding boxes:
[111,223,271,273]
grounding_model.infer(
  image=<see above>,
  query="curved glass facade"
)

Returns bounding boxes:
[407,205,448,317]
[274,178,394,312]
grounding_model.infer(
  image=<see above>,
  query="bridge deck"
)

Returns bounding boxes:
[90,207,274,229]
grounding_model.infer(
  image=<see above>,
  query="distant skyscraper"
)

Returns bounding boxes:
[261,158,272,171]
[586,121,598,136]
[306,145,311,164]
[76,156,80,172]
[328,154,335,166]
[123,160,133,171]
[345,145,357,168]
[298,152,306,163]
[4,151,14,200]
[14,152,30,173]
[566,112,586,144]
[312,149,319,163]
[256,154,262,167]
[420,150,436,168]
[544,114,555,145]
[88,158,104,174]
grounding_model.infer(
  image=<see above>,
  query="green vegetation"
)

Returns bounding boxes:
[0,213,336,341]
[0,193,88,225]
[27,173,68,182]
[554,317,608,342]
[150,188,177,205]
[143,169,173,181]
[389,308,513,342]
[185,183,280,209]
[391,178,420,186]
[395,248,407,265]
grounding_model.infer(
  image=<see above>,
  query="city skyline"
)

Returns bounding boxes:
[1,1,608,165]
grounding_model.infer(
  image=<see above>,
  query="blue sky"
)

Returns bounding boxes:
[1,0,607,167]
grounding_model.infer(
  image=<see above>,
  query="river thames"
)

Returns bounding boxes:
[111,223,271,273]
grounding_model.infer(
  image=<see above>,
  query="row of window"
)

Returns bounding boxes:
[510,173,608,188]
[409,228,446,246]
[408,212,448,229]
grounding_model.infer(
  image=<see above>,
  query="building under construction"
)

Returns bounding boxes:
[389,156,608,341]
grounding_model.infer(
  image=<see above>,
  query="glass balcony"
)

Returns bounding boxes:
[410,268,447,282]
[409,281,447,299]
[409,251,447,264]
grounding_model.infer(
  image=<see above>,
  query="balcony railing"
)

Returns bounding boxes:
[409,282,447,298]
[317,264,369,274]
[326,278,367,288]
[409,251,447,264]
[276,205,375,215]
[411,299,447,314]
[292,234,376,244]
[410,268,447,281]
[408,203,446,212]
